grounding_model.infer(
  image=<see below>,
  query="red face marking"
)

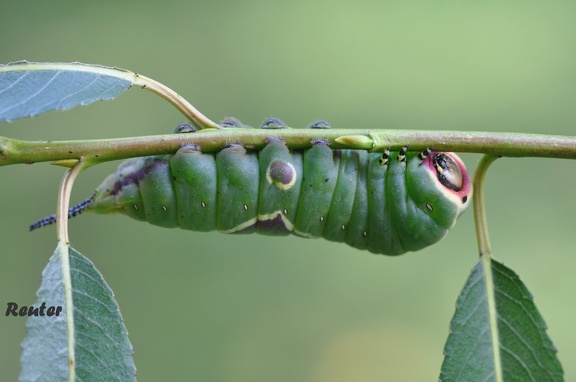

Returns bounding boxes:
[424,152,472,203]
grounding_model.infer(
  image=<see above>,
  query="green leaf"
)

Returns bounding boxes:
[20,243,136,382]
[19,244,68,381]
[440,256,563,382]
[0,61,136,122]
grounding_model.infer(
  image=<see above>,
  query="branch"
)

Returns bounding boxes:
[1,129,576,167]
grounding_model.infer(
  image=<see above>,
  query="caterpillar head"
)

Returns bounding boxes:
[384,150,472,254]
[406,151,472,231]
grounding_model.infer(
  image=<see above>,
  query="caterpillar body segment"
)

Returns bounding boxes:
[169,145,218,231]
[257,140,303,236]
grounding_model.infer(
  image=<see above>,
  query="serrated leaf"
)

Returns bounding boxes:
[20,243,136,382]
[0,61,137,122]
[440,256,563,382]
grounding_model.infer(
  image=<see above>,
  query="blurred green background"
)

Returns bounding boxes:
[1,1,576,381]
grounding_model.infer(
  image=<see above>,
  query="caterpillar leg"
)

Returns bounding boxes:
[306,120,331,129]
[378,147,391,166]
[173,122,197,134]
[220,117,252,128]
[397,144,409,162]
[260,117,288,129]
[418,147,433,161]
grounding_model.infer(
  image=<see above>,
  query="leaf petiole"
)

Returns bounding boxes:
[472,154,499,258]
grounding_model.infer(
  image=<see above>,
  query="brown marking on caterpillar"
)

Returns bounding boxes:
[266,160,297,190]
[110,157,167,196]
[256,214,292,232]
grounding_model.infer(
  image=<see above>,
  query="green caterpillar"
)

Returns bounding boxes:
[31,119,472,256]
